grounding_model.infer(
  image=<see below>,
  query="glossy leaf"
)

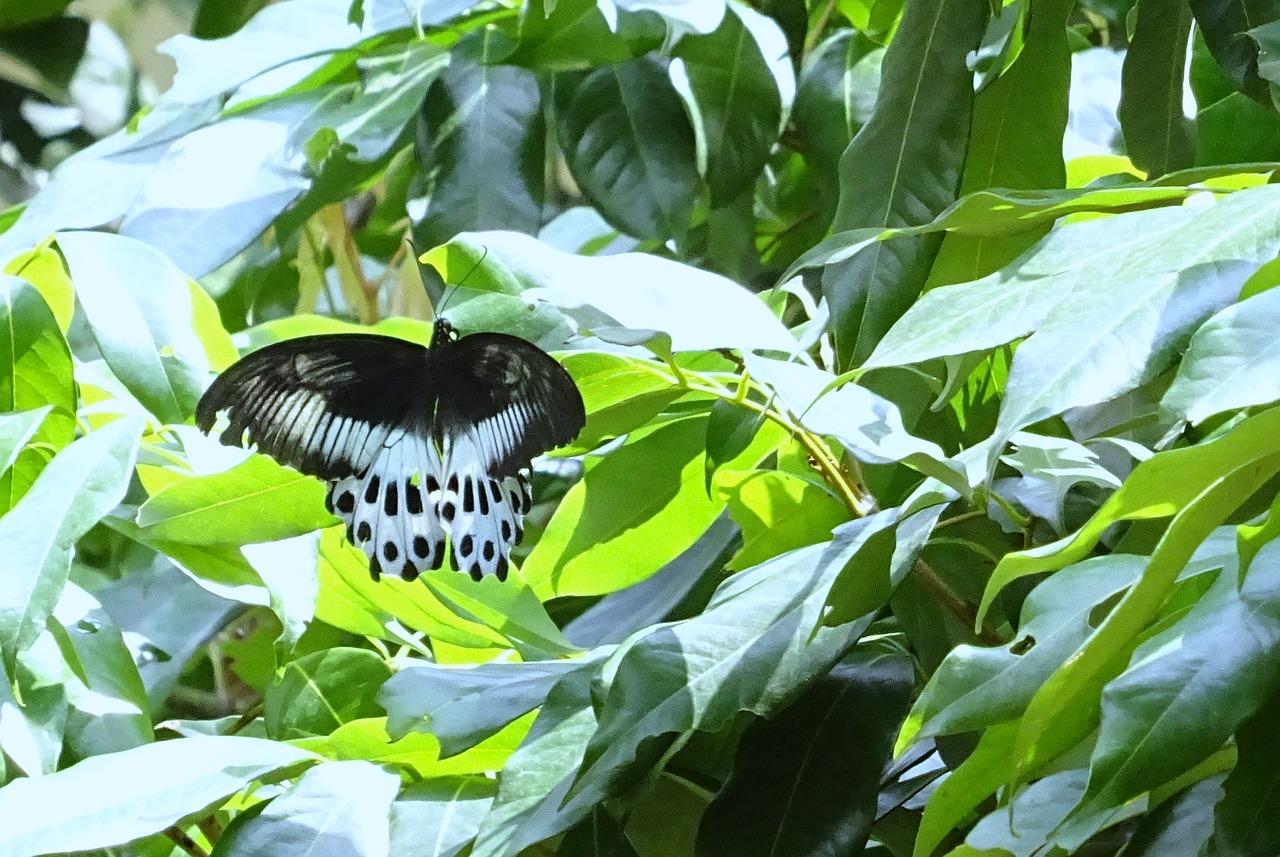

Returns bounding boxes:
[1120,0,1196,177]
[1209,686,1280,854]
[380,655,605,755]
[554,57,700,242]
[57,231,211,425]
[263,648,392,740]
[389,777,497,857]
[424,231,796,353]
[212,760,399,857]
[0,418,142,671]
[0,276,75,514]
[136,455,334,546]
[823,0,988,367]
[1161,285,1280,423]
[0,736,316,856]
[0,407,50,479]
[1190,0,1274,102]
[414,53,545,247]
[523,416,727,599]
[670,5,787,205]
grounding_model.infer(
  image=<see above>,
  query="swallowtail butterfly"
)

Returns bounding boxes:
[195,318,585,583]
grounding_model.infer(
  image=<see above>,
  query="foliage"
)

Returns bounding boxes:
[3,0,1280,855]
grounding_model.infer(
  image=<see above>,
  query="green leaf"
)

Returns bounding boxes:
[966,770,1098,856]
[4,243,74,332]
[743,355,968,495]
[0,418,142,672]
[567,542,877,810]
[192,0,269,38]
[0,406,50,478]
[1209,686,1280,855]
[470,669,600,857]
[554,57,700,242]
[717,469,847,569]
[379,655,605,754]
[1119,0,1196,177]
[136,455,334,546]
[507,0,662,71]
[0,275,75,514]
[1012,448,1280,793]
[424,231,795,352]
[979,406,1280,621]
[390,777,496,857]
[561,352,682,452]
[0,0,72,29]
[1055,544,1280,846]
[697,643,913,857]
[1124,775,1223,857]
[211,760,400,857]
[314,530,511,651]
[523,415,727,599]
[56,231,211,425]
[669,5,787,206]
[913,720,1019,857]
[1161,285,1280,424]
[263,648,392,740]
[793,31,882,176]
[414,52,545,247]
[421,571,580,660]
[924,0,1070,288]
[1190,0,1273,103]
[0,736,316,857]
[704,401,768,494]
[54,584,155,757]
[902,555,1144,747]
[824,0,989,367]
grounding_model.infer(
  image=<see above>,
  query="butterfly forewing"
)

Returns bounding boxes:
[195,334,434,481]
[196,324,585,584]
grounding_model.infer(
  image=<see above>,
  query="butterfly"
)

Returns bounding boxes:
[195,318,585,583]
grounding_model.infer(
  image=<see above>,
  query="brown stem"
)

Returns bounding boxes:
[163,826,210,857]
[911,558,1005,646]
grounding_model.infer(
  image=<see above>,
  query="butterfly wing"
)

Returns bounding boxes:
[196,334,451,582]
[195,334,434,481]
[432,333,584,580]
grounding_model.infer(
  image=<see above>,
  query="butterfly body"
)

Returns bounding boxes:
[196,319,584,582]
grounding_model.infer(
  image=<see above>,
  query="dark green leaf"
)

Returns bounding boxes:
[1120,0,1196,177]
[704,400,767,491]
[1189,0,1277,103]
[1125,776,1223,857]
[192,0,270,38]
[554,58,700,242]
[414,52,545,246]
[824,0,989,367]
[1210,684,1280,855]
[558,808,639,857]
[508,0,662,71]
[671,5,786,206]
[697,643,913,857]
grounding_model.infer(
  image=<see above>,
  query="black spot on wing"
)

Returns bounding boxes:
[195,333,434,480]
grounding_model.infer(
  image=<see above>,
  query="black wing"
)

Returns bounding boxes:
[195,334,433,481]
[433,332,586,477]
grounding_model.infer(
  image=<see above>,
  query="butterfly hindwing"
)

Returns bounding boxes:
[195,334,433,481]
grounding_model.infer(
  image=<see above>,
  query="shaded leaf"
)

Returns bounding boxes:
[390,777,497,857]
[1120,0,1196,177]
[823,0,989,367]
[697,643,913,857]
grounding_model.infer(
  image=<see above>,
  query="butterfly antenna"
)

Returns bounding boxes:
[435,247,490,320]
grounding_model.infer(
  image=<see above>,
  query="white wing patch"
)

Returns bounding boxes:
[438,429,532,581]
[327,429,448,582]
[326,427,533,582]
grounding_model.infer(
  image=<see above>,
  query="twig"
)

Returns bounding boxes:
[163,826,210,857]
